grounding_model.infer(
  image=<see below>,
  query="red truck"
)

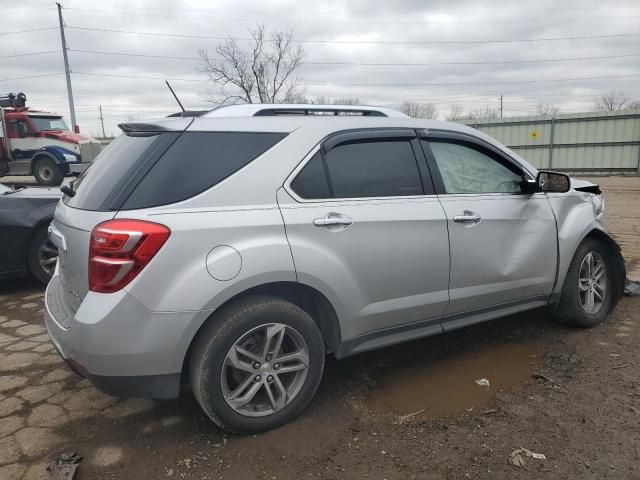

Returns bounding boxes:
[0,93,102,186]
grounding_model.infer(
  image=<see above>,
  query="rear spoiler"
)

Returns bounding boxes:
[117,119,193,136]
[118,122,171,133]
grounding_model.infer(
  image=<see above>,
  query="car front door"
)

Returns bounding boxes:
[420,131,557,324]
[278,129,450,352]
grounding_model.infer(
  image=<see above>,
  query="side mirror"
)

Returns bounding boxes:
[536,170,571,193]
[16,123,27,138]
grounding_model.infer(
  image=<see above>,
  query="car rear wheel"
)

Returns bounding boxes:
[190,295,325,434]
[552,238,614,327]
[33,157,63,186]
[27,226,58,284]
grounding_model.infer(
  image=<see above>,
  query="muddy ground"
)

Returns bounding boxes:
[0,176,639,480]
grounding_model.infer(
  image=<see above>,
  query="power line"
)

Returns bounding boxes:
[59,1,640,17]
[71,71,640,87]
[0,27,58,36]
[74,72,205,82]
[0,50,59,59]
[66,25,640,45]
[304,73,640,87]
[0,73,64,82]
[68,48,640,67]
[61,7,640,25]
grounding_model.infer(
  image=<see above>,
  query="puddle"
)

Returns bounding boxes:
[367,342,540,419]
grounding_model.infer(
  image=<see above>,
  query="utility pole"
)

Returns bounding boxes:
[98,105,106,138]
[499,94,503,119]
[56,3,77,130]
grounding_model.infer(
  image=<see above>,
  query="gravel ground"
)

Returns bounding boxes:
[0,176,638,480]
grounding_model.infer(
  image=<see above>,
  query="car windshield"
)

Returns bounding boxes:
[29,116,69,131]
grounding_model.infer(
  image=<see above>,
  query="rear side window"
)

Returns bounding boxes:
[63,133,162,210]
[324,139,423,198]
[122,132,286,209]
[290,152,331,199]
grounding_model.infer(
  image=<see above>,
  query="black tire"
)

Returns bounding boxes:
[27,226,58,284]
[33,157,63,186]
[190,295,325,434]
[552,238,615,327]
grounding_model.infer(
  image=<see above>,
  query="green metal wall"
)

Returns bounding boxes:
[462,110,640,173]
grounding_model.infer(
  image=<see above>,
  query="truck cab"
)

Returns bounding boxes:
[0,93,102,186]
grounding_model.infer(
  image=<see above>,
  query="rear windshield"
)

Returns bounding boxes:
[64,131,287,211]
[63,133,162,210]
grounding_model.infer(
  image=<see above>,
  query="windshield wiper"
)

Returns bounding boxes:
[61,180,76,197]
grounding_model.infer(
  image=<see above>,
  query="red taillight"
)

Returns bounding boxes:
[89,219,170,293]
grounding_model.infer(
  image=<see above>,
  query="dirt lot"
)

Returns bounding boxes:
[1,176,639,480]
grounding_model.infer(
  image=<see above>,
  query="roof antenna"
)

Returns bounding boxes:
[165,81,185,113]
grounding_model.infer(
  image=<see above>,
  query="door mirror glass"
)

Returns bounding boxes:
[537,170,570,193]
[16,122,27,138]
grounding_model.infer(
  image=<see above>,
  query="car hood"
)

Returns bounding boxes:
[570,178,601,194]
[4,186,62,199]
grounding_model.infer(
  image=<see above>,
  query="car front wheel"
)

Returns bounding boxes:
[190,295,325,434]
[553,238,614,327]
[33,157,64,186]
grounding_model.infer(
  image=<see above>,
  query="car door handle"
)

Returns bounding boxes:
[453,211,482,224]
[313,214,353,228]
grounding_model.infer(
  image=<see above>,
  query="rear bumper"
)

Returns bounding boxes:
[44,274,197,399]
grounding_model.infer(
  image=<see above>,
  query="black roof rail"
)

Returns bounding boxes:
[253,108,387,117]
[167,110,208,118]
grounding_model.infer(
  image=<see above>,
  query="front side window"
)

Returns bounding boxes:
[428,141,523,194]
[324,139,423,198]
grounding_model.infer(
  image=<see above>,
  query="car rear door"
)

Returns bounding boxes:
[278,129,450,351]
[420,131,557,322]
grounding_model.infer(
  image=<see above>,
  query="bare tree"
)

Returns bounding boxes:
[399,101,437,118]
[628,99,640,110]
[332,97,363,105]
[283,91,309,104]
[199,24,304,105]
[535,103,560,116]
[593,91,631,112]
[447,103,464,121]
[462,106,500,120]
[124,113,143,122]
[309,96,363,105]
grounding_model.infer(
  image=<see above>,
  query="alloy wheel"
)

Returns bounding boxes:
[221,323,309,417]
[38,239,58,277]
[578,251,607,315]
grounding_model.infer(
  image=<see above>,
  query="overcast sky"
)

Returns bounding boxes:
[2,0,639,136]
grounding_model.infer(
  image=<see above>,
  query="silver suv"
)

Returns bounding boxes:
[45,104,624,434]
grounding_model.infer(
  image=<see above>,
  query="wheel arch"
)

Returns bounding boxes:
[30,149,70,175]
[582,229,626,301]
[180,281,342,384]
[555,227,626,305]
